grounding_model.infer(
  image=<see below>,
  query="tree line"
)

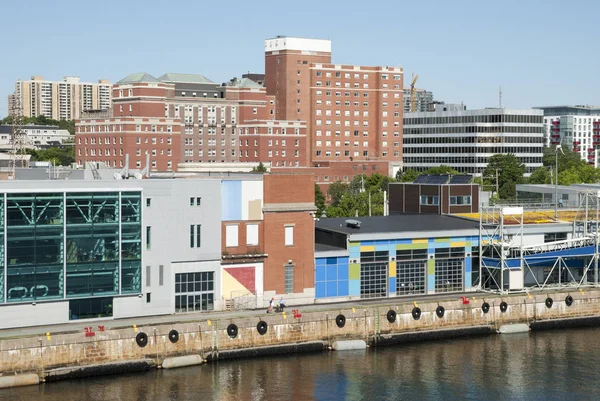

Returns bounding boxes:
[315,146,600,217]
[1,115,75,135]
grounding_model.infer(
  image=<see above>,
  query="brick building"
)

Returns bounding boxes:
[76,73,306,171]
[220,173,316,305]
[265,36,404,183]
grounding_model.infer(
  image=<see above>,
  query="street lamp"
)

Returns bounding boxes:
[555,145,564,221]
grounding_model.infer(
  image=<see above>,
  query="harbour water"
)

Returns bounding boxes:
[2,327,600,401]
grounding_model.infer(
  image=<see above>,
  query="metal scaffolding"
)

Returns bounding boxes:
[479,191,600,294]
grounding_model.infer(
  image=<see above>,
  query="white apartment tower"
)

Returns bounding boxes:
[536,106,600,167]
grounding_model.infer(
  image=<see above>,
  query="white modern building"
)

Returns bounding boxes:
[403,105,544,176]
[535,105,600,167]
[0,124,72,150]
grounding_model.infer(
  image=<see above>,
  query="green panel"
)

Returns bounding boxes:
[396,243,428,250]
[427,259,435,275]
[349,264,360,280]
[434,238,451,243]
[348,242,360,248]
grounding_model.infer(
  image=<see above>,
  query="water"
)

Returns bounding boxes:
[3,327,600,401]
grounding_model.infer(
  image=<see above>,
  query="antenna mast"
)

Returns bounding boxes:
[499,86,503,108]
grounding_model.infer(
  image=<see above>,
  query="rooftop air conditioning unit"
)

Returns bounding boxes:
[345,219,361,229]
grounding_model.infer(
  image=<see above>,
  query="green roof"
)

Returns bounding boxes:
[117,72,160,84]
[158,73,214,84]
[236,78,263,88]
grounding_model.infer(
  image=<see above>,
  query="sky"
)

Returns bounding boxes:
[1,0,599,118]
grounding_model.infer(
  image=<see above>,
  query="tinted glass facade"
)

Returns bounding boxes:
[403,110,544,175]
[3,191,142,304]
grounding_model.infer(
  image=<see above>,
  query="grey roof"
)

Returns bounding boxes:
[236,78,263,88]
[158,73,214,84]
[316,215,480,235]
[117,72,160,84]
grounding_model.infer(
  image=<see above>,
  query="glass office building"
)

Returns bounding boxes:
[2,190,142,317]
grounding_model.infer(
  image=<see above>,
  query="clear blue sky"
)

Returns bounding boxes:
[2,0,599,118]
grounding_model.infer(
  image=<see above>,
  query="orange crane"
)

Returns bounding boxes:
[410,73,419,112]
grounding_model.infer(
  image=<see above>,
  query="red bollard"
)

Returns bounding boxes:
[461,296,470,305]
[98,325,105,332]
[84,327,96,337]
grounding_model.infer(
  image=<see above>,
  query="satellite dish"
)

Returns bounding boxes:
[113,173,122,180]
[134,172,143,180]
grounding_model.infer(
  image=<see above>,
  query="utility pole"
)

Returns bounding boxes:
[495,169,499,195]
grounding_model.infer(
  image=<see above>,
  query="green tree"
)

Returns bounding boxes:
[542,145,586,173]
[396,169,419,182]
[528,166,551,184]
[315,184,326,218]
[251,162,268,173]
[325,190,384,218]
[424,165,462,175]
[327,181,349,206]
[32,147,75,166]
[482,154,525,199]
[1,115,76,135]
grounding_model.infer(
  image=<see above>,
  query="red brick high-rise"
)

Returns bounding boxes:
[265,36,404,186]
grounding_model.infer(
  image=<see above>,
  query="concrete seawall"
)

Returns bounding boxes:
[1,290,599,386]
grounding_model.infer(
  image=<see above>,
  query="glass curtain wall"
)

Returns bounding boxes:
[6,193,64,302]
[65,192,120,297]
[2,190,142,304]
[121,192,141,294]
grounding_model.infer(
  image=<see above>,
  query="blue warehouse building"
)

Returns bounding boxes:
[315,215,480,301]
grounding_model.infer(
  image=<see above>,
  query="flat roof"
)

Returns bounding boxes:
[316,214,480,235]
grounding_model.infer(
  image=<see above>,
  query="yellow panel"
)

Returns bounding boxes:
[412,239,428,244]
[360,245,375,252]
[389,262,396,277]
[221,270,249,300]
[451,241,466,247]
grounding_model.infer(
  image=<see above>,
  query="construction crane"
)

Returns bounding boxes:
[410,73,419,112]
[9,95,27,180]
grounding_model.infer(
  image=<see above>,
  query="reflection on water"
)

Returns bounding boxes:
[2,328,600,401]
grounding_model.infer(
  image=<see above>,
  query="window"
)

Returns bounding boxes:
[449,196,472,205]
[396,261,426,295]
[146,226,151,250]
[175,272,214,313]
[146,198,151,207]
[246,224,259,246]
[146,265,151,287]
[189,225,202,248]
[226,225,239,247]
[159,265,164,286]
[285,263,294,293]
[434,259,463,293]
[285,225,294,246]
[420,196,439,206]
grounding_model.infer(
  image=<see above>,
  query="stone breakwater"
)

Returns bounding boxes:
[1,290,600,387]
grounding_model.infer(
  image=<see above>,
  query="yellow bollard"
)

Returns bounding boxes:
[413,301,418,307]
[46,332,51,341]
[528,293,532,299]
[283,313,287,319]
[352,308,356,313]
[207,320,212,326]
[133,324,138,332]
